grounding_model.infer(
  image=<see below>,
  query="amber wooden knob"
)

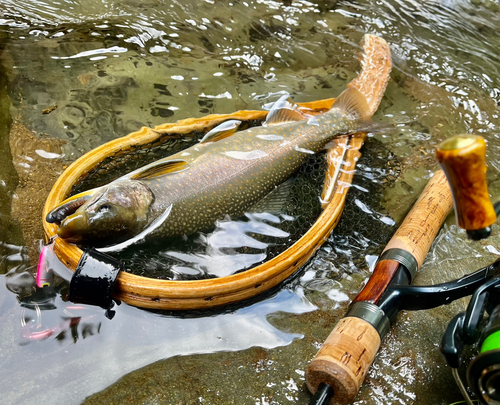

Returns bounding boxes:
[436,135,497,239]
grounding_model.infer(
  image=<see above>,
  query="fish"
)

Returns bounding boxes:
[46,87,382,248]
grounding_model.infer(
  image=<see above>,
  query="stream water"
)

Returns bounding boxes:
[1,0,500,404]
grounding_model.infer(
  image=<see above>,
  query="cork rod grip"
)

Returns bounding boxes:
[436,134,497,233]
[381,170,453,269]
[306,317,380,405]
[306,171,454,404]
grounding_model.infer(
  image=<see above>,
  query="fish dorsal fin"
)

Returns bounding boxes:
[199,120,242,144]
[331,87,371,121]
[46,188,101,224]
[265,94,310,126]
[131,159,189,180]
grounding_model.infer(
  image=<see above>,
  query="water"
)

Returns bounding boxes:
[1,0,500,404]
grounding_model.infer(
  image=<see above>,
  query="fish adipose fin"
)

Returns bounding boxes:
[46,188,100,224]
[199,120,242,144]
[265,94,311,125]
[332,87,371,121]
[131,159,189,180]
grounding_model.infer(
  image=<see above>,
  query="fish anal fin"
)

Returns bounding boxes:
[248,177,296,215]
[199,120,242,144]
[131,159,189,180]
[331,87,371,121]
[46,188,99,224]
[265,94,310,126]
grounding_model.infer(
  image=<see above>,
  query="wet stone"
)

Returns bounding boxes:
[1,0,500,404]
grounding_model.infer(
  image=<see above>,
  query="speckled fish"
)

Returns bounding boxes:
[47,88,379,248]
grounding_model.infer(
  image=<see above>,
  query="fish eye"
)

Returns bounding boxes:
[98,204,112,213]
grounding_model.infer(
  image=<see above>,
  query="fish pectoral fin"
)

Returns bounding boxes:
[265,94,310,125]
[199,120,242,144]
[46,188,99,224]
[331,87,371,121]
[249,177,296,215]
[131,159,189,180]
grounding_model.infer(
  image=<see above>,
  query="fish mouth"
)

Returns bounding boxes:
[57,213,88,243]
[46,187,106,224]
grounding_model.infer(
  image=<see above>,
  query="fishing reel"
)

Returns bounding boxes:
[441,278,500,405]
[437,134,500,404]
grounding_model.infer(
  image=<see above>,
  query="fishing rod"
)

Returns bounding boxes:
[307,134,500,404]
[306,169,454,404]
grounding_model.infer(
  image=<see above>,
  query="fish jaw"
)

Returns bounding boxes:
[57,213,87,244]
[46,187,101,224]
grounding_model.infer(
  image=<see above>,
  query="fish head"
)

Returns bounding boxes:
[57,180,155,246]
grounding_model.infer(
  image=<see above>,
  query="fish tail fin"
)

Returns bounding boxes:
[332,87,393,134]
[354,121,395,135]
[331,87,371,121]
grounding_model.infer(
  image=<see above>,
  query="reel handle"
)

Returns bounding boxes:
[436,135,498,240]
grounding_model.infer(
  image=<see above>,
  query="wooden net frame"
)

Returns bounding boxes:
[42,35,391,310]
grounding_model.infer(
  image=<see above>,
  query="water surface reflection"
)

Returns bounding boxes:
[1,263,314,404]
[1,0,500,403]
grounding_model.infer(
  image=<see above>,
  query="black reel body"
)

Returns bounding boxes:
[441,275,500,404]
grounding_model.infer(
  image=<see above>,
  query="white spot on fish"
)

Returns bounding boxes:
[257,134,284,141]
[181,152,190,156]
[294,145,314,154]
[225,150,268,160]
[307,116,320,126]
